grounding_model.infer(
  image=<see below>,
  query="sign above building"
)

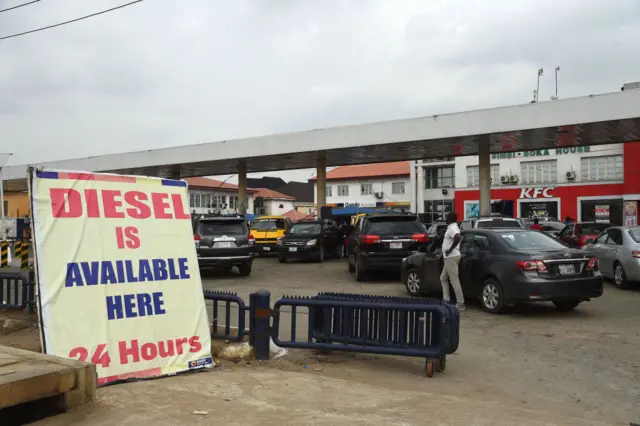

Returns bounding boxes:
[519,187,555,199]
[344,202,377,208]
[492,146,591,160]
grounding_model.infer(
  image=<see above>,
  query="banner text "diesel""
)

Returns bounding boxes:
[50,188,190,219]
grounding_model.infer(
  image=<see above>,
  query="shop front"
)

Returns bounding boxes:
[455,183,625,224]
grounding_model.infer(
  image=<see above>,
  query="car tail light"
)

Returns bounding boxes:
[194,234,200,241]
[516,260,547,272]
[586,257,599,270]
[411,233,427,243]
[248,234,255,246]
[359,235,381,244]
[632,251,640,259]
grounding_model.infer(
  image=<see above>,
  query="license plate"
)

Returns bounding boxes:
[218,242,231,248]
[390,242,403,249]
[558,264,576,275]
[263,247,271,252]
[289,247,297,252]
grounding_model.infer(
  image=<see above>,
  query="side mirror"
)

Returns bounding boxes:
[551,231,560,237]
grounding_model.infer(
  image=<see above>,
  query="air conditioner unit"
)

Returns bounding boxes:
[374,192,384,199]
[509,175,519,183]
[566,170,576,180]
[500,175,509,184]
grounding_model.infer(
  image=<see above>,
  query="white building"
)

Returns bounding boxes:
[409,142,638,226]
[185,177,256,215]
[252,188,296,216]
[310,162,411,210]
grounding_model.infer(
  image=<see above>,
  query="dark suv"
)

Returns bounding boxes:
[277,219,342,263]
[346,213,428,281]
[194,216,254,276]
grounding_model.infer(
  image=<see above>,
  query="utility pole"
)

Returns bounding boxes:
[535,68,544,102]
[554,66,560,100]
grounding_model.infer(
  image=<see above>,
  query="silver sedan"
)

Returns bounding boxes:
[582,226,640,289]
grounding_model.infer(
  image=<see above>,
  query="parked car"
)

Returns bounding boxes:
[347,213,428,281]
[582,226,640,289]
[522,219,566,236]
[459,216,523,230]
[557,222,611,248]
[401,228,603,314]
[277,219,343,262]
[250,215,292,255]
[426,221,448,244]
[194,216,254,276]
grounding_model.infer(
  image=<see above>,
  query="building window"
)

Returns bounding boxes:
[190,193,196,208]
[326,186,332,197]
[580,155,623,182]
[521,160,557,185]
[392,182,405,194]
[361,183,373,195]
[423,200,454,224]
[337,185,349,197]
[466,165,500,187]
[424,167,455,189]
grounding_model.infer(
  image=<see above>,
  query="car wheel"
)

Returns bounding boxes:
[355,260,366,282]
[317,246,325,263]
[480,278,505,314]
[613,262,632,289]
[278,255,286,263]
[552,300,580,312]
[336,244,344,259]
[348,256,355,273]
[238,263,252,277]
[404,269,422,296]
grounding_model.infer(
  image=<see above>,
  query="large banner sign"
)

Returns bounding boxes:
[30,169,213,385]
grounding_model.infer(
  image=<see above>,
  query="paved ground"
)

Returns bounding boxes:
[1,256,639,425]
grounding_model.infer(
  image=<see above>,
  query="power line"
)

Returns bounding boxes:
[0,0,42,13]
[0,0,143,41]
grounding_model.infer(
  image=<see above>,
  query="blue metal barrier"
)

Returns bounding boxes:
[315,292,460,354]
[203,290,247,342]
[0,271,30,310]
[271,296,452,377]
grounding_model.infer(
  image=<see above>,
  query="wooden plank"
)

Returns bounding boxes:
[0,345,96,410]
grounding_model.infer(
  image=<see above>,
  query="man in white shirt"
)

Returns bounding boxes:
[440,212,465,311]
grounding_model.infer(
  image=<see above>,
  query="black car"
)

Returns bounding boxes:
[401,228,603,314]
[194,216,254,276]
[277,220,343,263]
[347,213,428,281]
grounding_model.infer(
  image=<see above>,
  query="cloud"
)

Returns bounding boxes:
[1,0,639,180]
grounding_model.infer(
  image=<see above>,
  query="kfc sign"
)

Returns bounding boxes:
[519,187,555,199]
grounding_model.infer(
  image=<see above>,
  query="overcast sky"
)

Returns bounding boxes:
[2,0,640,184]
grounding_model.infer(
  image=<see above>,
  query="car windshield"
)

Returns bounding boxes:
[199,221,247,235]
[499,230,567,250]
[366,217,423,234]
[576,223,609,235]
[251,219,285,230]
[289,223,322,234]
[476,219,522,229]
[628,229,640,243]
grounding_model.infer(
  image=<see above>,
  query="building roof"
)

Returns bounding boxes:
[247,176,287,190]
[283,209,313,221]
[4,90,640,193]
[185,177,258,193]
[252,188,295,200]
[309,161,410,181]
[276,181,314,202]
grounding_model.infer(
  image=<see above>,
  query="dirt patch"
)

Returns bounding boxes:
[0,311,41,352]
